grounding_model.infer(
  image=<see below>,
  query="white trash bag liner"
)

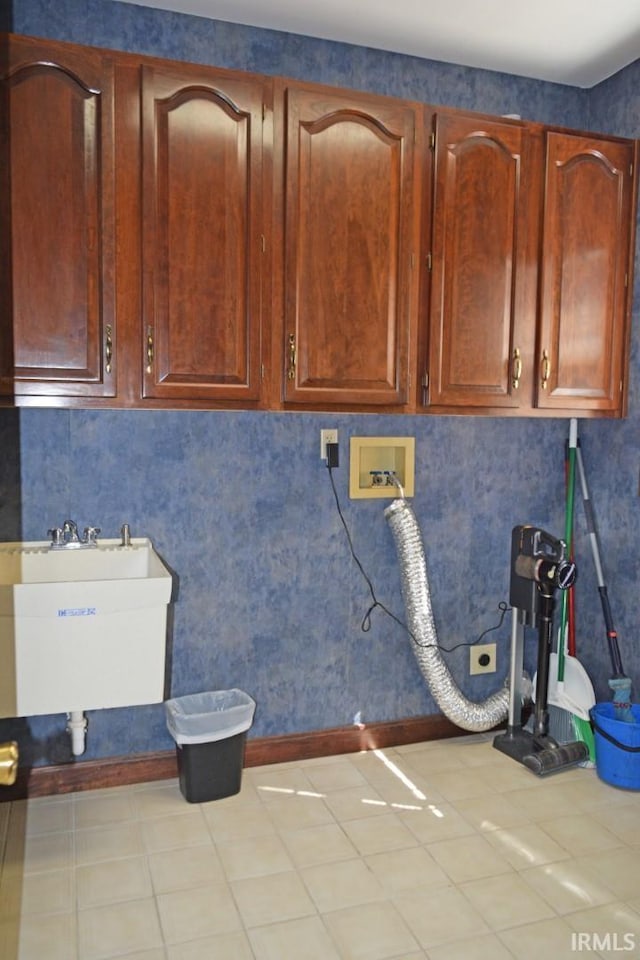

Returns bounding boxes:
[165,689,256,745]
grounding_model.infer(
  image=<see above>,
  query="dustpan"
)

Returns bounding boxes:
[548,650,595,721]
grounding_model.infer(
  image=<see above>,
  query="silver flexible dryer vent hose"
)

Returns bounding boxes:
[385,497,510,732]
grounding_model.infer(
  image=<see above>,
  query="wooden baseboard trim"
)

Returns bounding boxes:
[1,713,467,800]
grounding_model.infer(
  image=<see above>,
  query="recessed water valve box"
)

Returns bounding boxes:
[349,437,415,499]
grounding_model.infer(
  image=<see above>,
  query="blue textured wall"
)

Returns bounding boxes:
[1,0,638,766]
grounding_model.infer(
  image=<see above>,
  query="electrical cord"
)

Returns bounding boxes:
[326,462,510,652]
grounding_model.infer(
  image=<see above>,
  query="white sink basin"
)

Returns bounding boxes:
[0,538,173,718]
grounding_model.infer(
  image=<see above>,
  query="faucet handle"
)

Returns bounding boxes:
[82,526,101,545]
[48,527,64,546]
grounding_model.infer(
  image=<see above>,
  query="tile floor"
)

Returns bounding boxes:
[1,733,640,959]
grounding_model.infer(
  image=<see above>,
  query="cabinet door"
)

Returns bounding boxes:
[141,64,268,402]
[536,132,636,413]
[426,112,535,409]
[0,36,116,399]
[282,85,420,406]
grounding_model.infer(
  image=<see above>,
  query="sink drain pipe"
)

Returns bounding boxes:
[385,497,510,732]
[67,711,88,756]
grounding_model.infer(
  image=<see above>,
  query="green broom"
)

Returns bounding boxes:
[547,419,596,762]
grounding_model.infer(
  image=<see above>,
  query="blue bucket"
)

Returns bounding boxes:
[590,702,640,790]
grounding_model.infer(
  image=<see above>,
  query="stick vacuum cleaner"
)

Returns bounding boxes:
[493,525,589,775]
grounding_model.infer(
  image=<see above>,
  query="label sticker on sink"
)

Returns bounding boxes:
[57,607,97,617]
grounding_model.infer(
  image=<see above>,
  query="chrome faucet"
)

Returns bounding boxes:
[48,520,101,549]
[63,519,80,543]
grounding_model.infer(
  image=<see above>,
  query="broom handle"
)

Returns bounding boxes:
[558,420,577,683]
[575,443,626,677]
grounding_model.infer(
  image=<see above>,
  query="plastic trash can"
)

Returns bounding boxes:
[165,689,256,803]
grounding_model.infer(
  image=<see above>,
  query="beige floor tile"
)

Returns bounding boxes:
[501,781,593,820]
[427,833,513,883]
[249,915,342,960]
[148,843,225,893]
[265,792,336,830]
[105,952,166,960]
[18,910,77,960]
[574,847,640,901]
[281,822,359,867]
[340,812,417,856]
[245,764,315,800]
[202,798,277,840]
[231,869,316,927]
[498,916,583,959]
[156,881,241,944]
[76,855,153,908]
[20,867,74,915]
[23,830,74,874]
[485,822,571,869]
[393,885,489,949]
[474,760,550,794]
[322,784,393,822]
[133,781,193,819]
[364,845,450,894]
[167,930,255,959]
[141,810,211,853]
[399,800,476,844]
[460,872,555,930]
[114,951,166,960]
[452,791,531,832]
[537,812,623,856]
[24,799,73,836]
[553,772,640,812]
[427,932,515,960]
[77,897,163,960]
[364,769,444,810]
[435,737,506,770]
[426,767,500,801]
[216,832,294,880]
[399,745,468,777]
[303,757,369,792]
[323,900,420,960]
[301,857,386,912]
[7,733,640,960]
[520,858,617,914]
[75,821,145,866]
[563,901,640,941]
[348,748,415,786]
[590,800,640,843]
[74,791,137,829]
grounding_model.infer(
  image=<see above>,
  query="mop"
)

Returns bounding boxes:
[575,440,634,723]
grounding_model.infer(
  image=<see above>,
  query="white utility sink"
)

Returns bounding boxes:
[0,538,173,718]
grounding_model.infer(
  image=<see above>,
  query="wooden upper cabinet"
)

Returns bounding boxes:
[536,132,636,413]
[426,112,536,409]
[0,36,116,399]
[140,63,269,402]
[281,84,421,407]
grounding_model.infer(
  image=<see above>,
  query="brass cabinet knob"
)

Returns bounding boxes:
[0,741,18,787]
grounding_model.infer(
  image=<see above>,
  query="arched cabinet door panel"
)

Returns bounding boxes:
[140,63,270,403]
[426,112,536,410]
[536,132,636,414]
[1,35,116,399]
[281,83,421,407]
